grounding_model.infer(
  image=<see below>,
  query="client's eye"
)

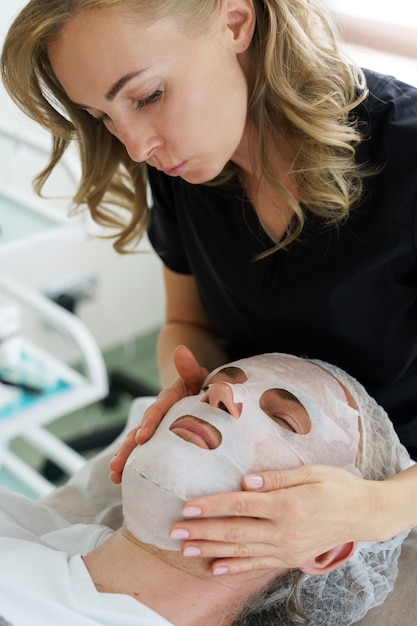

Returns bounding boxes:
[260,389,311,434]
[269,413,299,433]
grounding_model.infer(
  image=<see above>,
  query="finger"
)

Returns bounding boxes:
[171,516,277,547]
[109,428,139,476]
[136,387,181,443]
[173,345,208,391]
[180,539,290,570]
[182,490,277,521]
[109,470,122,484]
[242,465,327,493]
[210,555,286,576]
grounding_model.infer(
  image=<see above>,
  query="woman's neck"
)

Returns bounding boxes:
[232,122,298,242]
[83,527,277,626]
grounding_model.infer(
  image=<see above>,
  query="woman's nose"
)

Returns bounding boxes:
[115,120,162,163]
[202,383,242,419]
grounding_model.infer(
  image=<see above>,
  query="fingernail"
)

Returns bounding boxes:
[244,474,264,489]
[170,528,190,539]
[213,566,229,576]
[182,506,202,517]
[183,546,201,557]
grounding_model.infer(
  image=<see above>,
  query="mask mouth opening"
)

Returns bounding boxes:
[169,415,223,449]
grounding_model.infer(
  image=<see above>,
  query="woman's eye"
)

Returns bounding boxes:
[259,389,311,435]
[270,414,297,432]
[136,89,164,110]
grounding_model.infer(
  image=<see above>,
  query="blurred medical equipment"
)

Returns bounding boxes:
[0,123,108,497]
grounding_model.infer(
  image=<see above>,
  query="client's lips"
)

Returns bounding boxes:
[169,416,222,449]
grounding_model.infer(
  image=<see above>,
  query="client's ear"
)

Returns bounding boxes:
[300,542,356,575]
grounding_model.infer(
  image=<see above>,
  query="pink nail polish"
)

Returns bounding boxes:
[182,506,202,517]
[213,566,229,576]
[244,474,263,489]
[170,528,190,539]
[183,546,201,557]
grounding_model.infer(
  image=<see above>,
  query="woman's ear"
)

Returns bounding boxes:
[300,542,356,576]
[224,0,256,52]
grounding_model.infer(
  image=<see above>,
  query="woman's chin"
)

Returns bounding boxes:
[180,162,227,185]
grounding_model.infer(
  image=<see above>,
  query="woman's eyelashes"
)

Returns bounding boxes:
[136,89,164,109]
[92,89,165,125]
[268,413,299,433]
[202,368,247,390]
[260,389,311,434]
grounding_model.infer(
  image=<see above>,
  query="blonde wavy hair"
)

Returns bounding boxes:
[1,0,368,253]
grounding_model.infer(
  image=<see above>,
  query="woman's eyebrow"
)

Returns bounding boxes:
[272,388,305,407]
[215,367,245,380]
[106,69,148,100]
[71,69,149,109]
[205,367,247,385]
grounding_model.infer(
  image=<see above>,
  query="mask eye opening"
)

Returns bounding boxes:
[259,388,312,434]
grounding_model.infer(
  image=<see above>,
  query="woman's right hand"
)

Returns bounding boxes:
[109,345,209,483]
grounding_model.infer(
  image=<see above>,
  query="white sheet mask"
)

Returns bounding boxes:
[122,353,361,549]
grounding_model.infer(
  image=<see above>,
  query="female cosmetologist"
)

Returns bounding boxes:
[2,0,417,576]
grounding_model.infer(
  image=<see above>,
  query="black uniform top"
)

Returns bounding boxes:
[148,69,417,441]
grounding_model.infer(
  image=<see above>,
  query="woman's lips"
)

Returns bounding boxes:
[162,161,187,177]
[169,415,222,449]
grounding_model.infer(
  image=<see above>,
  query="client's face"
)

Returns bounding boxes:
[122,353,361,549]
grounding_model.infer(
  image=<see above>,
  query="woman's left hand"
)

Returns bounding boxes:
[169,464,384,574]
